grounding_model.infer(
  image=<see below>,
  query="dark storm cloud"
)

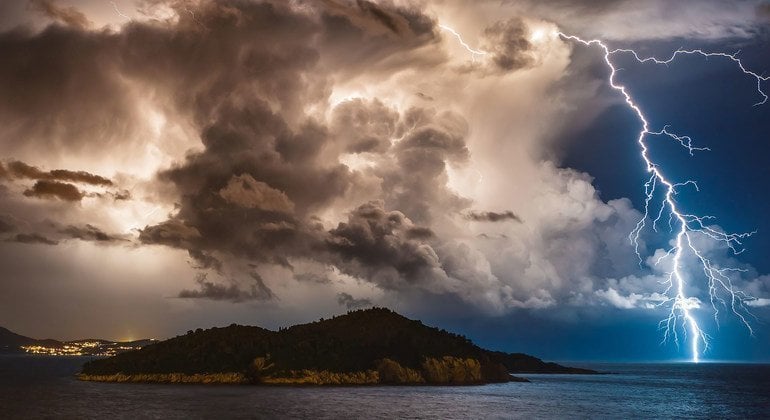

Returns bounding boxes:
[336,292,372,309]
[0,0,476,302]
[500,0,769,40]
[109,190,131,201]
[405,226,435,239]
[383,108,471,225]
[178,273,275,302]
[317,0,443,74]
[1,220,127,246]
[320,101,482,293]
[482,18,534,72]
[12,232,58,245]
[355,0,400,33]
[187,249,223,272]
[122,1,452,284]
[6,161,112,186]
[0,215,14,233]
[139,219,201,248]
[218,174,295,213]
[0,25,139,159]
[23,180,83,201]
[132,0,350,264]
[294,272,332,284]
[29,0,92,29]
[502,0,628,13]
[60,224,126,242]
[466,210,522,223]
[327,201,441,286]
[330,98,399,154]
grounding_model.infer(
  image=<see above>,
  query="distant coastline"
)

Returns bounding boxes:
[78,308,596,386]
[0,326,151,357]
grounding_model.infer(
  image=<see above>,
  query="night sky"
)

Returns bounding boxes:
[0,0,769,362]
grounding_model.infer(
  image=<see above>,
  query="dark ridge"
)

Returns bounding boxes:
[0,326,150,356]
[0,327,61,352]
[80,308,598,384]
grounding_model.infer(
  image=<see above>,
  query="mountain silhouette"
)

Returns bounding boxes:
[81,308,596,385]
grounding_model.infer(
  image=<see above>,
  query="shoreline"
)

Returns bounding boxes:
[77,371,530,386]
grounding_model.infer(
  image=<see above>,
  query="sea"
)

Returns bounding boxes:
[1,355,769,419]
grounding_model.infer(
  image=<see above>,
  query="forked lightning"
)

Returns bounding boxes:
[441,23,766,362]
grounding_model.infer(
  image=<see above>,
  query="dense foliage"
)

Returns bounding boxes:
[81,308,594,382]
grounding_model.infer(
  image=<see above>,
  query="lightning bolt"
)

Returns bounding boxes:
[558,33,766,362]
[184,7,206,29]
[439,24,488,60]
[111,1,131,21]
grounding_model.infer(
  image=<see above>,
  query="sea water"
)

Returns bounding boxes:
[1,356,768,418]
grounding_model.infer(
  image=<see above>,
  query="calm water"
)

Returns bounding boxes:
[1,356,769,419]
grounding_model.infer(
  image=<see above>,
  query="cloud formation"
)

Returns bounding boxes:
[747,298,770,307]
[0,215,15,233]
[178,273,275,303]
[30,0,92,29]
[12,232,58,245]
[327,201,442,287]
[0,0,766,342]
[482,18,534,71]
[336,292,373,310]
[466,210,522,223]
[0,0,649,312]
[498,0,769,40]
[5,160,112,186]
[23,180,83,201]
[60,224,126,242]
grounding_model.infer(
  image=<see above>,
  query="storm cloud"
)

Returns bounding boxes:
[29,0,92,29]
[0,0,664,309]
[336,292,373,310]
[5,160,112,186]
[60,224,126,242]
[178,273,275,303]
[466,210,522,223]
[482,18,535,71]
[23,180,84,201]
[12,232,58,245]
[0,0,767,352]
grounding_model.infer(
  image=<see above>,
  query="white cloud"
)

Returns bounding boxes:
[595,287,672,309]
[747,298,770,307]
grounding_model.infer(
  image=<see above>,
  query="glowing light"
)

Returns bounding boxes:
[439,24,488,60]
[559,33,764,362]
[339,153,376,172]
[530,29,546,43]
[328,89,368,108]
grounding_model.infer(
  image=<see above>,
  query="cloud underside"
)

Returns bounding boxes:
[0,0,767,314]
[178,273,275,303]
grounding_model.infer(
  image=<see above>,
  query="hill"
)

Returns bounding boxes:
[0,327,62,353]
[0,326,151,356]
[80,308,595,385]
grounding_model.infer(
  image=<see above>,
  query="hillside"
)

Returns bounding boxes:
[0,327,151,356]
[80,308,596,385]
[0,327,62,353]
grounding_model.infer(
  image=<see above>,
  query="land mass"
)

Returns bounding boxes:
[0,326,152,356]
[79,308,596,385]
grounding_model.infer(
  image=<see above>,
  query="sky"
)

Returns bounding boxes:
[0,0,769,362]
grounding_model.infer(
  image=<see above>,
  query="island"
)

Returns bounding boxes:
[78,308,595,385]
